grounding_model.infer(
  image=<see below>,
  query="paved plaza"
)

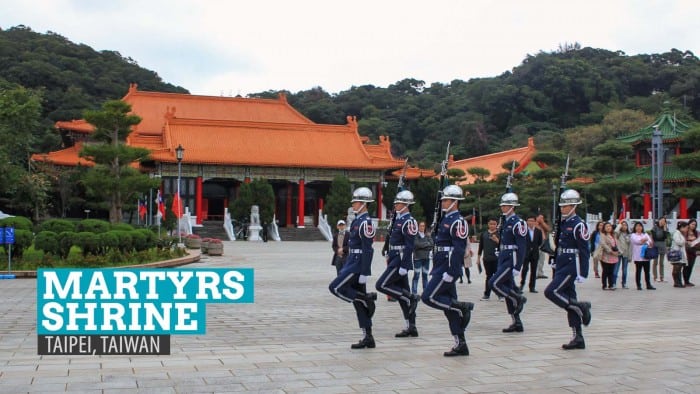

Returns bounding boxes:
[1,240,699,393]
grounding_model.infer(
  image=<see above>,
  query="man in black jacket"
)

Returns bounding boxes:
[520,215,543,293]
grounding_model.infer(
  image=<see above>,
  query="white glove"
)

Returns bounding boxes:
[576,276,585,284]
[512,269,521,277]
[442,272,454,283]
[358,275,368,284]
[398,268,408,276]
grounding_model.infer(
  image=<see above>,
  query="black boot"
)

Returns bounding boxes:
[360,292,377,318]
[405,291,420,317]
[562,328,585,350]
[351,328,376,349]
[444,336,469,356]
[502,315,524,333]
[673,272,685,288]
[451,301,474,330]
[351,335,376,349]
[514,295,527,315]
[576,301,592,326]
[395,326,419,338]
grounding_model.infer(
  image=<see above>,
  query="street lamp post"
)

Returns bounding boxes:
[176,144,184,244]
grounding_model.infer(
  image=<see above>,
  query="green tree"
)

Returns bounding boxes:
[80,100,160,223]
[249,178,275,224]
[324,176,352,227]
[230,182,253,224]
[674,126,700,200]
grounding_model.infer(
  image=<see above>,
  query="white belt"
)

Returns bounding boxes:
[349,249,363,254]
[558,248,579,254]
[436,246,453,252]
[500,245,518,251]
[389,245,405,251]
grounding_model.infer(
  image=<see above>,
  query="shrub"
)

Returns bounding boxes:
[113,231,133,253]
[0,216,33,231]
[76,219,110,234]
[35,231,59,256]
[57,231,76,259]
[99,231,120,254]
[130,230,148,252]
[111,223,134,231]
[39,219,76,234]
[75,232,100,256]
[3,229,34,259]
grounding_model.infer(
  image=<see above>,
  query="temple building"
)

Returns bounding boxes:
[450,137,541,184]
[616,112,700,219]
[32,84,430,227]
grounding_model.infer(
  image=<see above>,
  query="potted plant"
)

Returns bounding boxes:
[208,238,224,256]
[201,238,212,254]
[184,234,202,249]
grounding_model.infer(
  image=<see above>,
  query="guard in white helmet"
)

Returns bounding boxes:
[543,189,592,350]
[489,192,528,333]
[376,190,420,338]
[421,184,474,356]
[328,187,378,349]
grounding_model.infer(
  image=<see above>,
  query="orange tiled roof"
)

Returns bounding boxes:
[388,166,437,180]
[46,84,405,171]
[452,137,537,185]
[55,119,94,133]
[30,142,94,167]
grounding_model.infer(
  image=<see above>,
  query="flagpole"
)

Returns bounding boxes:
[137,198,140,226]
[176,145,185,245]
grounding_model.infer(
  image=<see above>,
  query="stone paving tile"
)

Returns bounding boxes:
[2,241,700,392]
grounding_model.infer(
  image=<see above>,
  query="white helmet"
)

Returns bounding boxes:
[394,190,415,205]
[499,192,520,206]
[559,189,582,206]
[351,187,374,203]
[441,185,465,200]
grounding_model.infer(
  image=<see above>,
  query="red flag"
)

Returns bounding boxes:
[156,190,166,218]
[172,192,183,218]
[138,199,147,220]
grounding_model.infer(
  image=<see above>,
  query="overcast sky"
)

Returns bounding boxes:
[1,0,698,96]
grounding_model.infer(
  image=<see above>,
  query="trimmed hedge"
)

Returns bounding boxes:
[39,219,76,234]
[0,216,33,231]
[35,231,59,256]
[76,219,110,233]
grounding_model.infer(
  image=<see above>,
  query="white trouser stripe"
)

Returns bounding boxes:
[428,279,462,316]
[380,267,410,302]
[333,273,355,303]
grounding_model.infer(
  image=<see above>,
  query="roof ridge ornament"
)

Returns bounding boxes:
[346,115,358,131]
[164,106,176,121]
[129,83,138,93]
[278,92,287,103]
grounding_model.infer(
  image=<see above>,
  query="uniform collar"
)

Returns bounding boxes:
[445,210,459,217]
[396,210,409,219]
[356,212,369,219]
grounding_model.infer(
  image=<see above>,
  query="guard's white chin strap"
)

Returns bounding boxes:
[502,205,514,216]
[441,200,457,213]
[562,206,576,219]
[352,202,367,214]
[396,206,408,214]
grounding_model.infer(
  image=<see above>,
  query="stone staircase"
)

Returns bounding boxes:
[277,227,329,242]
[192,220,230,240]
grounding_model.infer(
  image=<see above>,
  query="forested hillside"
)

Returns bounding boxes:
[252,44,700,167]
[0,26,187,143]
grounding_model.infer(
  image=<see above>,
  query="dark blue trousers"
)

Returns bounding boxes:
[376,265,414,323]
[544,265,582,328]
[329,269,372,329]
[421,273,462,335]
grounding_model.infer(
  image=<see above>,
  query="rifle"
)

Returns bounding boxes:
[382,158,409,256]
[551,155,570,259]
[430,142,451,238]
[496,160,517,240]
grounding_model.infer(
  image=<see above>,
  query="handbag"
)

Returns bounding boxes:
[643,245,659,260]
[667,249,682,263]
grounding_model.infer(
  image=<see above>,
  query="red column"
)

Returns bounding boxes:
[679,197,688,219]
[635,150,640,167]
[377,182,383,219]
[643,193,652,219]
[195,176,203,225]
[244,177,251,184]
[676,144,681,155]
[297,179,305,228]
[319,197,324,212]
[286,183,293,227]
